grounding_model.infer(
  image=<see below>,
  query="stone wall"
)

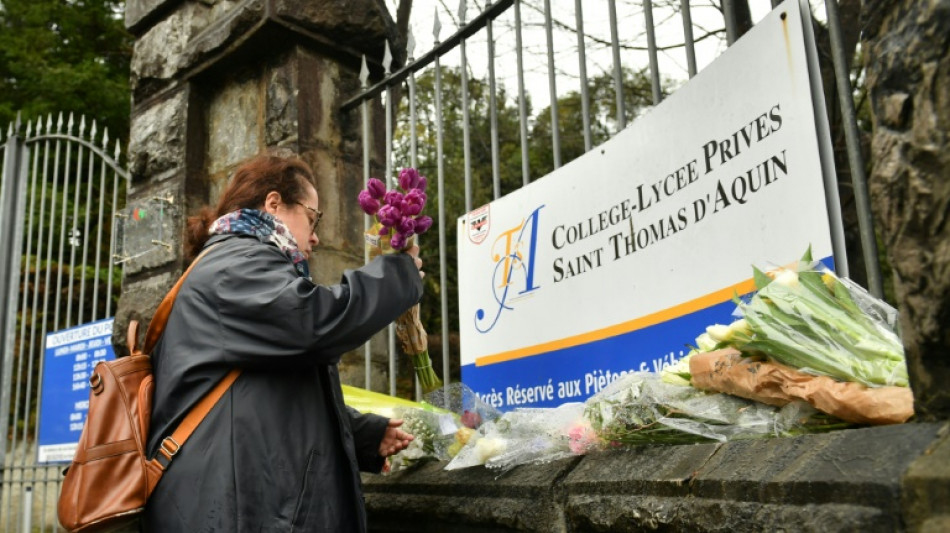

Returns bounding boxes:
[862,0,950,420]
[117,0,399,387]
[363,423,950,532]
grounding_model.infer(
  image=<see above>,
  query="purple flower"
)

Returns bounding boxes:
[398,217,416,236]
[377,204,402,227]
[379,226,390,236]
[416,176,428,192]
[367,178,386,200]
[358,190,380,215]
[414,215,433,234]
[390,231,408,250]
[402,189,426,216]
[383,190,404,209]
[398,167,421,190]
[460,410,482,429]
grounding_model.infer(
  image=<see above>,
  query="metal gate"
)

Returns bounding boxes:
[0,112,128,532]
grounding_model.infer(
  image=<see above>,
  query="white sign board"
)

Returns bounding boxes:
[457,0,841,410]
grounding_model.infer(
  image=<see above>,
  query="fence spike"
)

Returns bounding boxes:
[103,127,110,150]
[458,0,467,23]
[113,138,121,160]
[79,115,87,137]
[15,110,22,133]
[407,27,416,61]
[383,40,393,75]
[360,55,369,88]
[90,120,97,141]
[26,119,33,138]
[6,121,12,138]
[56,112,64,133]
[36,116,44,135]
[433,7,442,42]
[67,112,75,133]
[46,114,53,133]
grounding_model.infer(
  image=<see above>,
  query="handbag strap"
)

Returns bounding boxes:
[143,244,220,354]
[136,242,242,471]
[151,368,241,469]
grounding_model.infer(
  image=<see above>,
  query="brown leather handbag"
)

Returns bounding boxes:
[57,247,240,532]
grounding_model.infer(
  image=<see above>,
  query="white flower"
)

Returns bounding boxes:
[705,324,733,343]
[773,269,799,288]
[474,437,507,463]
[729,318,751,336]
[695,332,718,352]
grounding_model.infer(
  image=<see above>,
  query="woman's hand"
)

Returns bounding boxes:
[403,245,424,278]
[378,418,414,457]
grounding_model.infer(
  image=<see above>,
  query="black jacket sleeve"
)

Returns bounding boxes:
[346,406,389,473]
[205,239,422,368]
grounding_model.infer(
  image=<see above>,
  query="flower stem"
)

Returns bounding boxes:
[411,350,443,394]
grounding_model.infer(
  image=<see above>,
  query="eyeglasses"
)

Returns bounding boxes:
[296,202,323,233]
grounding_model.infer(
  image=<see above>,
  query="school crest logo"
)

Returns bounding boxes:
[467,205,490,244]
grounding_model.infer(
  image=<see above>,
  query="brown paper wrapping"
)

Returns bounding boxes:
[365,226,429,356]
[689,349,914,425]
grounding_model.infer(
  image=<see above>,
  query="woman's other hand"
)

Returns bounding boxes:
[378,419,414,457]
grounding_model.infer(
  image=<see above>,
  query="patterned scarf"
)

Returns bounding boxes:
[208,208,311,280]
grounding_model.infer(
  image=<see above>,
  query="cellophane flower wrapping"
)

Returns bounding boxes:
[444,403,586,472]
[726,247,908,387]
[437,376,846,471]
[424,382,502,426]
[583,372,846,447]
[341,385,466,472]
[387,406,471,472]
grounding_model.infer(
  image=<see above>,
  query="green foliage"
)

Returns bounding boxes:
[0,0,132,139]
[530,67,662,178]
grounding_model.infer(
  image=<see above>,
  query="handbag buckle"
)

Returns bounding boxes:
[159,436,181,460]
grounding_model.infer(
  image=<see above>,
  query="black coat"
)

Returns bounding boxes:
[143,234,423,532]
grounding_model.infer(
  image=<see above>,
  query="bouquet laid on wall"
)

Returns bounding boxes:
[359,168,441,393]
[341,384,478,472]
[684,246,913,425]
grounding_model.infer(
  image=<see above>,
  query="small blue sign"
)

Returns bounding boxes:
[37,318,115,463]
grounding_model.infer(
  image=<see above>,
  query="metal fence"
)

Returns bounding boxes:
[0,112,128,531]
[342,0,879,399]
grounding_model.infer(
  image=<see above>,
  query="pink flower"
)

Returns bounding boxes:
[414,215,433,234]
[367,178,386,200]
[358,190,380,215]
[460,410,482,429]
[402,189,426,216]
[567,422,600,455]
[390,231,408,250]
[383,190,404,209]
[377,204,402,227]
[379,226,390,236]
[416,176,428,192]
[398,217,416,236]
[399,167,421,190]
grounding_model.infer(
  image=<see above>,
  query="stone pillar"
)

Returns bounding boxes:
[118,0,398,390]
[861,0,950,420]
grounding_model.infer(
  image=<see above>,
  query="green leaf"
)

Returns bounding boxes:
[753,266,773,290]
[801,245,813,263]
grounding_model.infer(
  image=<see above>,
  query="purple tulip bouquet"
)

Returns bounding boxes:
[359,168,442,393]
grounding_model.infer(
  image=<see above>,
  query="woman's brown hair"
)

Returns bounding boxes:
[185,154,315,261]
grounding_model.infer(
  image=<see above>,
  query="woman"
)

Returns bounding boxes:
[144,154,422,532]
